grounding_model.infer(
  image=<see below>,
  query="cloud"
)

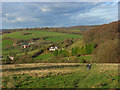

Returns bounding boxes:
[2,2,118,29]
[73,2,118,24]
[3,13,25,23]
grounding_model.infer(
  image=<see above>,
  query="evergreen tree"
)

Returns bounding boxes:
[54,49,58,56]
[5,56,11,64]
[59,49,62,55]
[82,46,86,55]
[71,48,75,56]
[75,47,78,55]
[79,47,83,55]
[91,44,95,53]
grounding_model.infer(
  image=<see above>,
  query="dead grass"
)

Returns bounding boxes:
[2,66,82,77]
[1,63,82,70]
[1,63,118,77]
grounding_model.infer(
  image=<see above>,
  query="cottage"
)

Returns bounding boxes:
[28,42,34,45]
[22,43,29,48]
[49,46,60,51]
[9,56,14,60]
[30,42,34,44]
[23,45,29,48]
[13,43,17,47]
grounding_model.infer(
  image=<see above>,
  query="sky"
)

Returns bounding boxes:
[2,2,119,29]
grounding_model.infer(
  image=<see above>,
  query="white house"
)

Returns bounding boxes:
[9,56,14,60]
[49,47,59,51]
[55,47,58,49]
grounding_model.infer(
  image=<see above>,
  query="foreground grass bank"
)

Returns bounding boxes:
[2,63,119,88]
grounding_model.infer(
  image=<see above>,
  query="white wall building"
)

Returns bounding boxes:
[49,47,58,51]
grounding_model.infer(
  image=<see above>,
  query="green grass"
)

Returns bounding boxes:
[2,30,82,41]
[34,53,54,60]
[2,64,118,88]
[1,40,22,54]
[2,30,82,54]
[17,49,40,56]
[45,35,82,42]
[2,48,21,55]
[69,29,81,31]
[1,39,13,49]
[67,39,84,50]
[63,55,92,63]
[79,55,92,61]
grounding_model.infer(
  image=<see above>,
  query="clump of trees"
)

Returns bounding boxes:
[71,44,96,56]
[13,55,34,64]
[54,49,70,57]
[2,56,11,64]
[32,49,44,58]
[62,39,74,48]
[2,52,17,64]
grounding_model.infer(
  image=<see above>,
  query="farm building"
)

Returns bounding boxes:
[49,46,60,51]
[13,43,17,47]
[9,56,14,60]
[22,43,29,48]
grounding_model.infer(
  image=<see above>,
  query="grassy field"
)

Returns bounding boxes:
[2,30,82,41]
[1,63,119,88]
[69,29,81,31]
[67,39,84,50]
[34,53,54,60]
[2,30,82,54]
[79,55,93,61]
[17,49,40,56]
[2,39,13,49]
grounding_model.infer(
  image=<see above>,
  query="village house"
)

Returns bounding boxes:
[13,43,17,47]
[9,56,14,61]
[28,42,34,45]
[49,46,60,51]
[22,43,29,48]
[23,45,29,48]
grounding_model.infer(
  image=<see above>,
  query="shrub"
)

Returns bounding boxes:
[14,55,33,64]
[2,56,11,64]
[79,58,86,63]
[32,49,44,58]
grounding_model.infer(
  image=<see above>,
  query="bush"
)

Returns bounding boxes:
[79,58,86,63]
[32,49,44,58]
[71,44,96,56]
[14,55,33,64]
[2,56,11,64]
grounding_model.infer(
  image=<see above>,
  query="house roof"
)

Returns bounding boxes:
[22,43,29,45]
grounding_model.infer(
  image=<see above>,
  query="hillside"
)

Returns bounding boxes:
[1,21,119,88]
[83,21,118,44]
[83,21,119,63]
[2,30,82,55]
[63,25,96,31]
[2,25,96,35]
[1,21,119,64]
